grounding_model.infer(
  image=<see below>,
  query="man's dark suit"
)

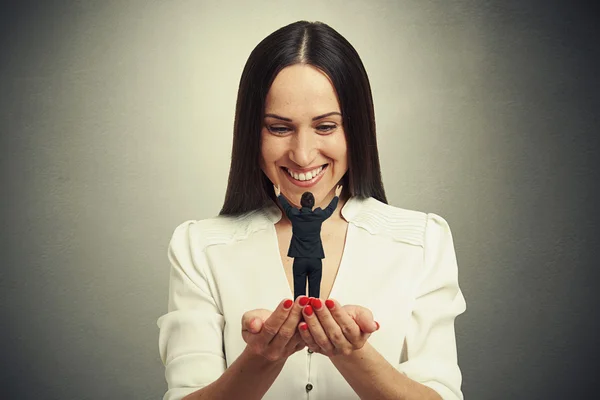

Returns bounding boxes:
[277,193,339,299]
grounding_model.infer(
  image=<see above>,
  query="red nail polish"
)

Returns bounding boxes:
[304,305,314,316]
[311,298,322,309]
[283,299,293,309]
[300,322,308,331]
[325,299,335,309]
[299,296,309,306]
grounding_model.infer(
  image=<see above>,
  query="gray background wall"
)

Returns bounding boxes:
[1,1,598,399]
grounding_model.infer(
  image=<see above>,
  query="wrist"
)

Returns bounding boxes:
[330,342,369,362]
[242,345,288,369]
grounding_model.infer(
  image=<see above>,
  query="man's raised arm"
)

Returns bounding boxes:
[277,194,297,219]
[321,195,339,219]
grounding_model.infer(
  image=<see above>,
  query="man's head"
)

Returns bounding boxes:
[300,192,315,209]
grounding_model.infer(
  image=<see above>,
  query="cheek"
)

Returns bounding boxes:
[260,134,284,166]
[332,134,349,165]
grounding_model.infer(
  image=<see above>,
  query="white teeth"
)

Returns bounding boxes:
[286,165,324,181]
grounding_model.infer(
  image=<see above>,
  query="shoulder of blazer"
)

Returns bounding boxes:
[349,197,428,247]
[180,208,274,250]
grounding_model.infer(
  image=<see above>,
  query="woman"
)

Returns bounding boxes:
[158,20,466,400]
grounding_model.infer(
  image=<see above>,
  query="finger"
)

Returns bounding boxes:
[303,304,335,353]
[311,298,349,350]
[241,310,269,344]
[241,309,271,333]
[248,318,263,334]
[353,306,378,333]
[241,318,264,343]
[285,295,309,327]
[324,299,363,344]
[292,340,306,354]
[298,322,319,352]
[256,299,294,346]
[294,341,307,352]
[268,296,309,351]
[284,330,306,354]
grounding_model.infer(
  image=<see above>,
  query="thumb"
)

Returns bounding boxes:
[353,310,378,333]
[242,312,267,333]
[248,318,263,334]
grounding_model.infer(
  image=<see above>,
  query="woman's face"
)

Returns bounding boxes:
[260,64,348,207]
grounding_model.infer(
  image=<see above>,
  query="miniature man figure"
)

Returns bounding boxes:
[274,184,343,299]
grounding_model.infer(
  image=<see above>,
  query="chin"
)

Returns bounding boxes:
[272,162,344,203]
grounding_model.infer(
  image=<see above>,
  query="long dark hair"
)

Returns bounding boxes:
[219,21,387,216]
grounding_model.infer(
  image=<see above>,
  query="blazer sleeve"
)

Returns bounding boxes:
[396,213,467,400]
[319,196,339,219]
[278,194,296,219]
[157,221,226,400]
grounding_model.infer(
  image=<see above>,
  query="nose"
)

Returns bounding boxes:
[289,128,318,167]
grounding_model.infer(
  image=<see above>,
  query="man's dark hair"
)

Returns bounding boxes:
[300,192,315,209]
[219,20,387,216]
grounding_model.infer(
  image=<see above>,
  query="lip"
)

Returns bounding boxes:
[284,165,326,174]
[281,164,328,188]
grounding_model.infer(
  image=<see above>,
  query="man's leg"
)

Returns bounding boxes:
[293,257,309,299]
[307,258,323,298]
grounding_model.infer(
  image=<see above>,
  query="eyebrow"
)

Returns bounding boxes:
[264,111,342,122]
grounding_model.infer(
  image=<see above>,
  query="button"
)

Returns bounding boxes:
[307,348,314,354]
[306,383,313,392]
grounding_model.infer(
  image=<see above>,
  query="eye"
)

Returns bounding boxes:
[317,124,337,133]
[268,126,291,135]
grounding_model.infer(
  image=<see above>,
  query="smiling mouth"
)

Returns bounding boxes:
[280,164,328,183]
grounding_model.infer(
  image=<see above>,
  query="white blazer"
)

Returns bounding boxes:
[157,196,467,400]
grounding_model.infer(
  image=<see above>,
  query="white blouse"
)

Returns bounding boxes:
[157,196,467,400]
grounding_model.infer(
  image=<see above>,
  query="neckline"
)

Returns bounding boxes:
[269,206,354,301]
[262,195,366,225]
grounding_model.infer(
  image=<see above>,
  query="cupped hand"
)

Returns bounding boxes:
[297,298,379,357]
[241,297,308,362]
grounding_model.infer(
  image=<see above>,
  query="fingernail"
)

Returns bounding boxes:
[325,299,335,309]
[311,298,322,310]
[299,296,309,306]
[304,305,314,316]
[283,299,293,309]
[375,321,380,330]
[300,322,308,331]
